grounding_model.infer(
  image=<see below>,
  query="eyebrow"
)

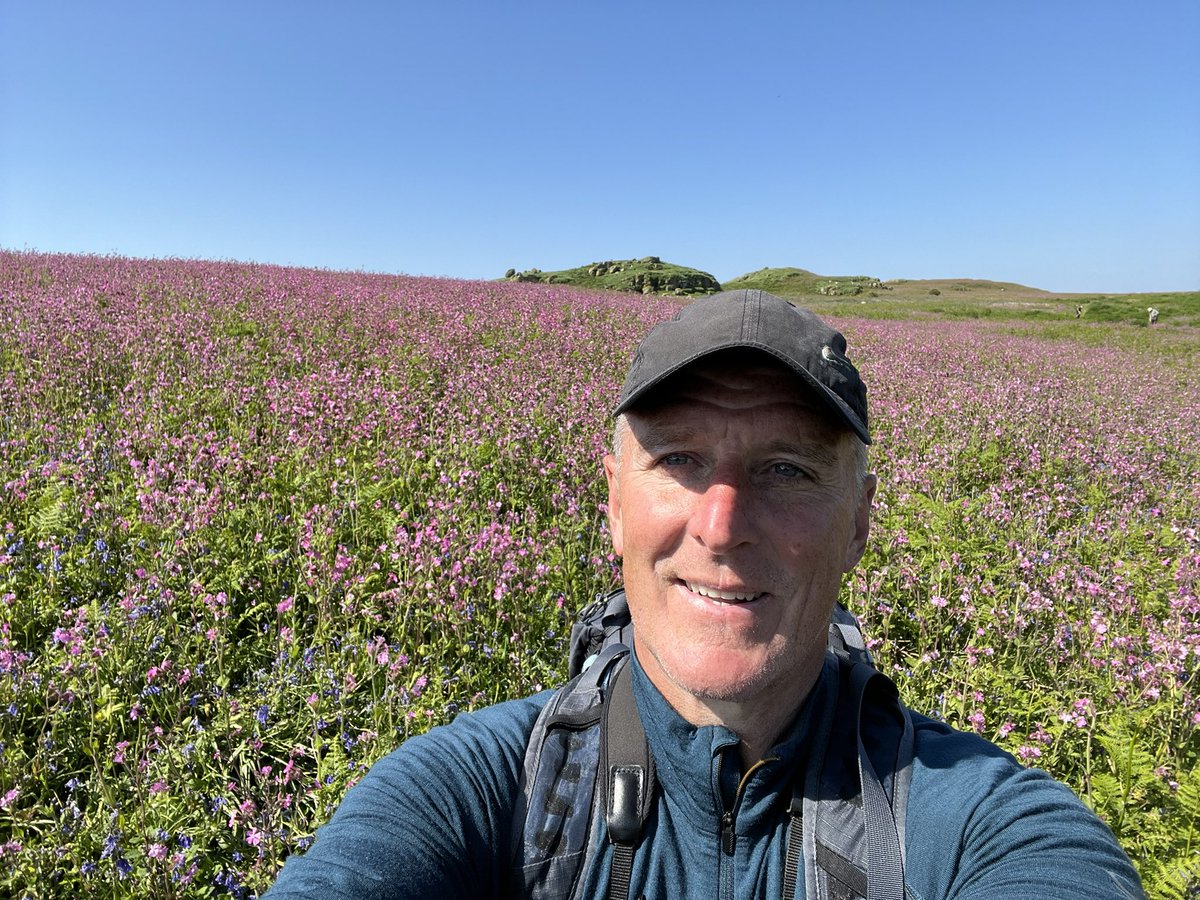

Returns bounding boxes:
[631,423,843,469]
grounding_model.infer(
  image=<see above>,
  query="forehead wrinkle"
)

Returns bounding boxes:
[763,438,840,468]
[625,418,697,453]
[625,403,848,467]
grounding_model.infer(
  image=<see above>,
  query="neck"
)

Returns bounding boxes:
[634,646,822,770]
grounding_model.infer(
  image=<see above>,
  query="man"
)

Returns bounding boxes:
[267,290,1144,898]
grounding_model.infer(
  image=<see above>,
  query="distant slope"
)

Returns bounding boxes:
[886,277,1052,296]
[723,267,884,297]
[498,260,1197,327]
[501,257,720,297]
[720,268,1200,326]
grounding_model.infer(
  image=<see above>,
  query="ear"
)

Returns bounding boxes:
[603,453,624,557]
[843,473,876,572]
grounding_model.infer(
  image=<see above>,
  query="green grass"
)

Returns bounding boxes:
[501,256,720,297]
[500,260,1199,332]
[722,266,883,297]
[791,285,1199,329]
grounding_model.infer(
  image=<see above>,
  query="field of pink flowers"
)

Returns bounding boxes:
[1,250,1197,898]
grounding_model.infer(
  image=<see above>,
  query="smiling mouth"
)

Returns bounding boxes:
[684,581,765,603]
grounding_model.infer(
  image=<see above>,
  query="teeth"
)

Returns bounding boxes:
[686,582,759,602]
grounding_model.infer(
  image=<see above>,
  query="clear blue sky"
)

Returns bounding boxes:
[2,1,1197,293]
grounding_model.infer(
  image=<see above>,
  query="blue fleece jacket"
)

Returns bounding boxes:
[266,652,1144,899]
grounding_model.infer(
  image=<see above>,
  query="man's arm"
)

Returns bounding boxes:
[905,717,1145,899]
[264,694,546,900]
[951,767,1145,898]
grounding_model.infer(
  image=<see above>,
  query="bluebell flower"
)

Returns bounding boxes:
[100,833,119,860]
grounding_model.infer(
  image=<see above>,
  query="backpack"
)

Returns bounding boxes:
[513,589,914,900]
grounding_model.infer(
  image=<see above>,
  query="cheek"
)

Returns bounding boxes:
[619,507,662,565]
[783,510,856,574]
[621,486,688,547]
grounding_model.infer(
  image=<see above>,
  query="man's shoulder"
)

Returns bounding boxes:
[335,689,557,817]
[908,711,1019,769]
[906,710,1068,801]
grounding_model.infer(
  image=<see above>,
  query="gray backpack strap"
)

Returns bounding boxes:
[514,646,654,900]
[829,602,875,667]
[790,653,913,900]
[514,644,628,899]
[850,663,909,900]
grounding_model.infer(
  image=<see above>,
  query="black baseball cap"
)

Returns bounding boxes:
[613,289,870,444]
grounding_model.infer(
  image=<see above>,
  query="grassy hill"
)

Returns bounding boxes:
[723,267,1200,328]
[500,259,1199,329]
[502,257,720,297]
[722,266,885,297]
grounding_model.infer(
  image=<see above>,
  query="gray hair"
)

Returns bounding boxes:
[611,413,631,461]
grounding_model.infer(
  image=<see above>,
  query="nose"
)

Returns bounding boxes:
[690,474,756,555]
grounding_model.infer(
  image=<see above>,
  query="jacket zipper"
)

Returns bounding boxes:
[720,755,779,856]
[721,809,736,855]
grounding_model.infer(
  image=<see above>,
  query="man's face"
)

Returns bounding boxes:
[603,355,875,716]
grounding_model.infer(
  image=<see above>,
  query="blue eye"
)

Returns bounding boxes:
[772,462,807,478]
[662,453,691,466]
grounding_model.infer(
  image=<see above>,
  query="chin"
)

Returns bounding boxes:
[660,647,782,703]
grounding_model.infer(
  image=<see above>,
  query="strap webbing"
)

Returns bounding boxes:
[783,788,803,900]
[608,844,635,900]
[601,657,654,900]
[851,664,906,900]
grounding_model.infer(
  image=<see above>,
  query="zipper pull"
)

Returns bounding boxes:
[721,810,736,855]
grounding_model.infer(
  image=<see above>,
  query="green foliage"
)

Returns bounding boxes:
[501,256,720,297]
[722,266,882,297]
[2,251,1197,896]
[1132,749,1200,897]
[1075,293,1200,327]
